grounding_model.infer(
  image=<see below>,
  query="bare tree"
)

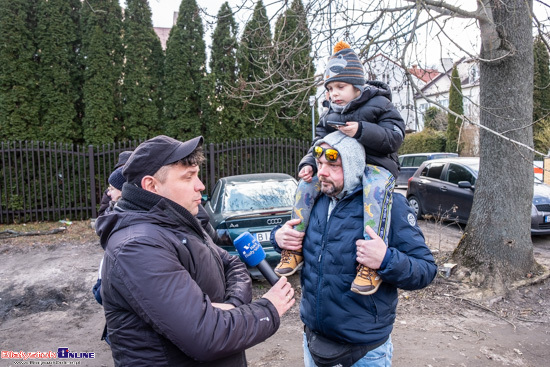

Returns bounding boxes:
[204,0,549,294]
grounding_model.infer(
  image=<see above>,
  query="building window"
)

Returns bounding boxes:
[469,66,479,84]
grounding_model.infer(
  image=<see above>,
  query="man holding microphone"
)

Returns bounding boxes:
[95,135,295,367]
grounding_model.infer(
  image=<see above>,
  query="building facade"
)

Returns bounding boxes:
[364,54,440,132]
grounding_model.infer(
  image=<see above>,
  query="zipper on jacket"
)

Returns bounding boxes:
[202,234,225,281]
[315,200,338,332]
[371,297,379,323]
[315,205,330,331]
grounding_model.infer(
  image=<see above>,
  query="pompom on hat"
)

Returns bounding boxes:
[324,41,365,88]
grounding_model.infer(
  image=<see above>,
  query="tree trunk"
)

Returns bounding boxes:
[453,0,537,293]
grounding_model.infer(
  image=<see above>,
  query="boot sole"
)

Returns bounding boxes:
[350,280,382,296]
[275,261,303,277]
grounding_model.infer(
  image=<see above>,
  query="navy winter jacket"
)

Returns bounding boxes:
[275,190,436,345]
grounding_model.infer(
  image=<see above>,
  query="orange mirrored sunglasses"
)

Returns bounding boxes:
[313,146,339,162]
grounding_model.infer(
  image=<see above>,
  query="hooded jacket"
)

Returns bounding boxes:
[275,132,436,345]
[300,81,405,177]
[95,184,280,367]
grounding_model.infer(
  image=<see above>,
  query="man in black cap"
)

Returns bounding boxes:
[95,135,295,367]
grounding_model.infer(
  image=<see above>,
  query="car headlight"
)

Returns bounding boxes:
[532,204,538,216]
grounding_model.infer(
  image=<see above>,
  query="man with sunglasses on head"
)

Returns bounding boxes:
[271,131,436,367]
[274,41,405,298]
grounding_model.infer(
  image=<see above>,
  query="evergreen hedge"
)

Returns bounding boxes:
[399,129,447,155]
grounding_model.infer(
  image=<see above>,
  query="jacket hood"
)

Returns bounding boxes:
[365,80,392,100]
[315,131,365,198]
[333,80,392,114]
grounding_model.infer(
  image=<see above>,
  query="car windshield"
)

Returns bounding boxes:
[223,180,296,212]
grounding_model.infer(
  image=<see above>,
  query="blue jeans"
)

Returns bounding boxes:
[303,333,393,367]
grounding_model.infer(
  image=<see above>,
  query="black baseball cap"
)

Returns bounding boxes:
[114,151,133,169]
[123,135,203,185]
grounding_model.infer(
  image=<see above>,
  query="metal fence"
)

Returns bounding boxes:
[0,138,310,224]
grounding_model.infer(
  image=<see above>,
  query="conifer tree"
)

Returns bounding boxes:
[533,36,550,154]
[207,2,242,142]
[122,0,164,140]
[446,65,463,153]
[0,0,40,141]
[236,0,277,138]
[80,0,124,144]
[35,0,82,143]
[163,0,208,140]
[273,0,316,140]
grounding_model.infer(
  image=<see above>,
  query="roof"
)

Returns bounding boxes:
[365,54,441,83]
[425,156,480,166]
[399,152,458,158]
[408,65,441,83]
[415,56,472,97]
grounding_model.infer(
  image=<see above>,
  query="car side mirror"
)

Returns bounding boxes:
[457,181,474,191]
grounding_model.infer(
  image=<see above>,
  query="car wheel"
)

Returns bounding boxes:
[408,196,423,219]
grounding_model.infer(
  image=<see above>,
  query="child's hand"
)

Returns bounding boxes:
[339,121,359,137]
[298,165,314,182]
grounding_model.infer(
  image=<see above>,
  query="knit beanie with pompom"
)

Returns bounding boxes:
[324,41,365,89]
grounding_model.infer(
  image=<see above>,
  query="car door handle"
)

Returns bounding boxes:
[440,186,448,192]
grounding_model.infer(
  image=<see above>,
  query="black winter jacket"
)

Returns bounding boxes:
[97,188,111,217]
[299,81,405,177]
[95,184,280,367]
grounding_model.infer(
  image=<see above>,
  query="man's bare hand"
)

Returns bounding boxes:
[298,165,314,182]
[275,219,305,251]
[262,276,295,317]
[355,225,387,269]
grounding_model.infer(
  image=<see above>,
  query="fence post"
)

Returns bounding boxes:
[89,145,97,219]
[209,143,215,192]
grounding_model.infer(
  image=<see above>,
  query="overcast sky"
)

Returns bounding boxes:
[126,1,548,71]
[146,0,249,28]
[141,0,477,68]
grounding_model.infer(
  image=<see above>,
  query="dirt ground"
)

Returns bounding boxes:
[1,217,550,367]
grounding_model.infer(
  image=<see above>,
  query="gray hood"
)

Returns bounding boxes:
[315,131,365,198]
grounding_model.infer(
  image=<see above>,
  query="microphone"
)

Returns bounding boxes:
[233,232,280,286]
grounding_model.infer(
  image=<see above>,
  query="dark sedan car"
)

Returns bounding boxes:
[203,173,298,278]
[406,157,550,235]
[396,152,458,187]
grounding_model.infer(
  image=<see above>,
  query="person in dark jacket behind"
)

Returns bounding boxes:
[272,131,437,367]
[97,151,132,216]
[95,135,295,367]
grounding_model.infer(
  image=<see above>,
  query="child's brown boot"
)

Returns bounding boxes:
[274,249,303,276]
[350,264,382,295]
